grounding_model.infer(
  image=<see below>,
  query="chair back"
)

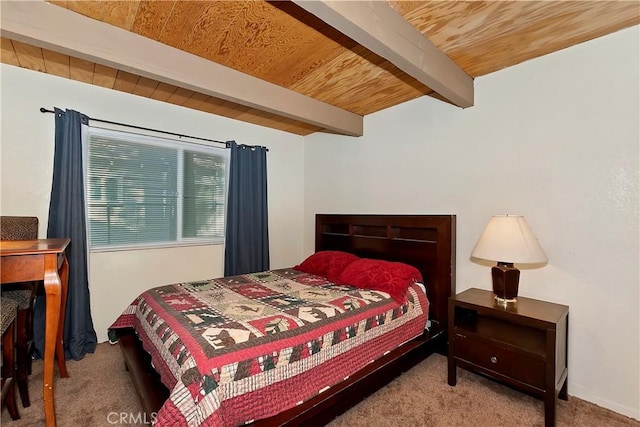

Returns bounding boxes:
[0,216,38,240]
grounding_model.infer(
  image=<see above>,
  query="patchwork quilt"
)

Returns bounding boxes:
[109,268,429,426]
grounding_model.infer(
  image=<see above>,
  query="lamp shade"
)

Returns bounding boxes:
[471,215,548,264]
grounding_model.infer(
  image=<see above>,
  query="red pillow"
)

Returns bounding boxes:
[338,258,422,304]
[294,251,360,281]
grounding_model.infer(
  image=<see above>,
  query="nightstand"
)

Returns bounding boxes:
[448,288,569,427]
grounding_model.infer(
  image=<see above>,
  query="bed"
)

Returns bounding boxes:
[112,214,456,426]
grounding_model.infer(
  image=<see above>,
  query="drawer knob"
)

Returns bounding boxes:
[490,356,498,364]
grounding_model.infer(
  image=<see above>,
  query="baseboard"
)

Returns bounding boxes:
[569,384,639,421]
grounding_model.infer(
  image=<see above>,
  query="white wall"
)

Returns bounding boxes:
[0,64,305,342]
[304,26,639,419]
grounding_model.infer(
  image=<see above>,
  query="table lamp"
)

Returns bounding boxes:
[471,215,548,306]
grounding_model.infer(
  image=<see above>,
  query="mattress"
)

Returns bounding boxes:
[109,267,429,426]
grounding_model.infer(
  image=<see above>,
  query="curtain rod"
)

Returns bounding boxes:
[39,107,268,151]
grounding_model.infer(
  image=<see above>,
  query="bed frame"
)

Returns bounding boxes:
[117,214,456,426]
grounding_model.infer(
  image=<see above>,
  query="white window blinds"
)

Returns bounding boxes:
[84,127,228,250]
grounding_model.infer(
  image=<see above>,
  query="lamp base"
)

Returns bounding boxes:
[492,262,520,306]
[494,295,517,307]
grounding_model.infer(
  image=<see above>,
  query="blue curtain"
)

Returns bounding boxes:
[34,108,97,360]
[224,141,270,276]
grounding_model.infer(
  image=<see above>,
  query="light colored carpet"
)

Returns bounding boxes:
[1,342,638,426]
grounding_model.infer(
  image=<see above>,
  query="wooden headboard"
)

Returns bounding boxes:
[316,214,456,333]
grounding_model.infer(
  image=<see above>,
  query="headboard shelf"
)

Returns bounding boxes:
[316,214,456,333]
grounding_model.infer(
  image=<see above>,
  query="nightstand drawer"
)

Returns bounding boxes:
[453,331,546,390]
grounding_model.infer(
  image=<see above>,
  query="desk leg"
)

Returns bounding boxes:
[56,256,69,378]
[43,254,61,427]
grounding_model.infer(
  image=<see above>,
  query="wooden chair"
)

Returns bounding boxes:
[0,216,39,408]
[1,297,20,420]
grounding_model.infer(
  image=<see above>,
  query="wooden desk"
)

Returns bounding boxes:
[1,238,70,427]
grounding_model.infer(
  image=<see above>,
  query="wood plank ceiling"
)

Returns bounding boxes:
[1,1,638,136]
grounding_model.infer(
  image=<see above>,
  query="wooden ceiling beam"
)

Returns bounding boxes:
[0,0,364,136]
[292,0,474,108]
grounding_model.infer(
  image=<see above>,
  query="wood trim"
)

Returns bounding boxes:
[293,0,474,107]
[0,0,364,136]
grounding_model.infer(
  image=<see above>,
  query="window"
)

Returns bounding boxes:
[84,127,229,250]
